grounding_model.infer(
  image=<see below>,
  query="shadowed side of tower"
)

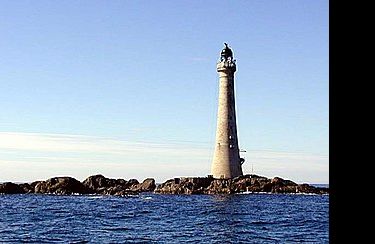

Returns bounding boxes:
[211,43,244,179]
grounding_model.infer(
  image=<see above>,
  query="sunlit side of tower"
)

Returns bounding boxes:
[210,43,244,179]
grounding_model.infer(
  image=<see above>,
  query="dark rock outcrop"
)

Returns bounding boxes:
[19,183,33,193]
[130,178,156,192]
[205,179,233,194]
[34,177,90,194]
[0,175,156,196]
[0,182,26,194]
[154,177,213,194]
[155,174,329,195]
[82,174,123,193]
[80,175,154,195]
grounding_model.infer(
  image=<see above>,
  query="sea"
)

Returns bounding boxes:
[0,192,329,243]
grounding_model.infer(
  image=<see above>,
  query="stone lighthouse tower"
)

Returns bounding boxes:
[211,43,244,179]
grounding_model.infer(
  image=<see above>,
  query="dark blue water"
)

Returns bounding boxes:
[0,193,328,243]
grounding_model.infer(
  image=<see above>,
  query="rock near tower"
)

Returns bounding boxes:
[211,43,244,179]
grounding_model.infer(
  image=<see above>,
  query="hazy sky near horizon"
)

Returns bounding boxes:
[0,1,328,183]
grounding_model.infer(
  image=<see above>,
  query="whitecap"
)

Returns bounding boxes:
[87,196,104,199]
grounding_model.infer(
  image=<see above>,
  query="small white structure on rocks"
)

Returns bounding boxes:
[211,43,244,179]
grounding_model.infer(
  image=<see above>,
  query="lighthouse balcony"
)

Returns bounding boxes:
[217,60,236,72]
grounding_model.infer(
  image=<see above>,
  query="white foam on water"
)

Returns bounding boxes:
[87,196,104,199]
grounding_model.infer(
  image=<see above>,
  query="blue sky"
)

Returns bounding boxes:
[0,1,328,183]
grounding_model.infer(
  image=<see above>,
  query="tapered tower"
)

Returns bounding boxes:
[211,43,244,179]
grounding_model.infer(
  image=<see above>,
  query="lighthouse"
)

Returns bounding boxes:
[211,43,244,179]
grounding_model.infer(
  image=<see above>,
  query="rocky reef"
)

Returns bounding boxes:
[1,174,328,195]
[155,174,328,195]
[0,175,156,196]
